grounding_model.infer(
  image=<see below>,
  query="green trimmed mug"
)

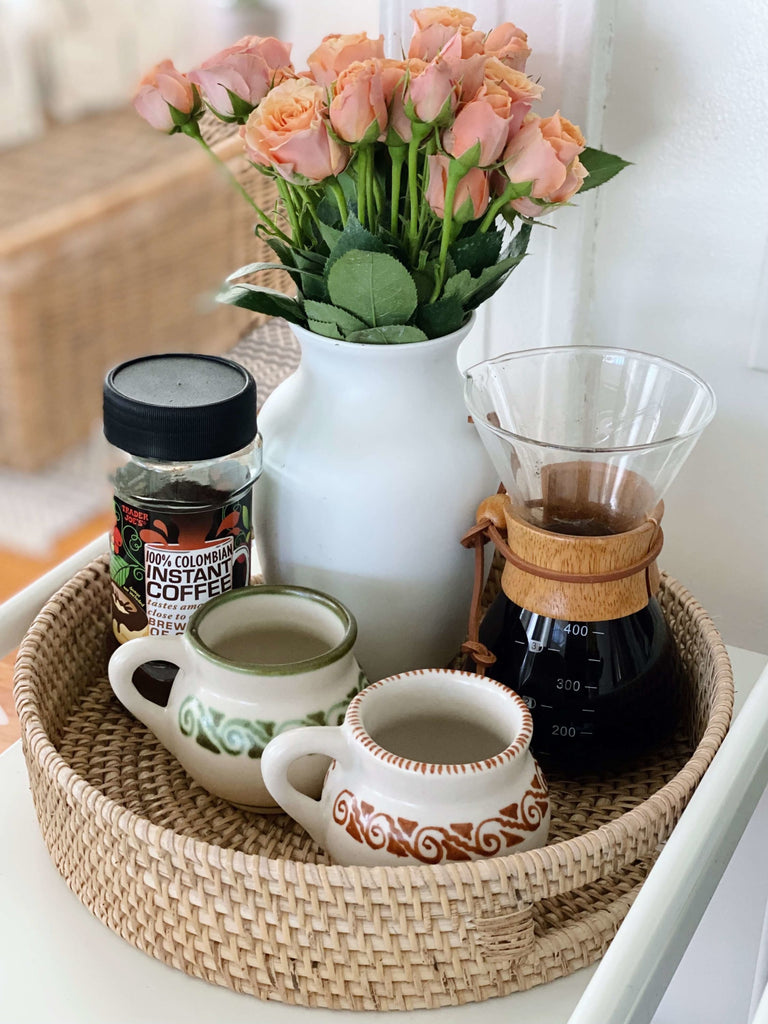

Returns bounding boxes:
[108,585,367,811]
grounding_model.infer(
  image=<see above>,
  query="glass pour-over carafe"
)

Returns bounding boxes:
[463,347,716,770]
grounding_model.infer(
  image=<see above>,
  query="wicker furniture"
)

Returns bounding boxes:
[0,110,288,470]
[14,560,733,1011]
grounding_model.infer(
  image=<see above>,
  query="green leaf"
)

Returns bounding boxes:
[346,325,428,344]
[463,253,526,309]
[317,219,343,251]
[327,251,417,326]
[507,221,532,260]
[416,296,466,338]
[449,230,504,275]
[442,269,474,304]
[226,261,321,282]
[307,318,343,339]
[303,300,365,332]
[217,284,306,325]
[578,147,632,192]
[326,215,386,273]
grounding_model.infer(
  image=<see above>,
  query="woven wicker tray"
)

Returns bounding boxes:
[14,557,733,1011]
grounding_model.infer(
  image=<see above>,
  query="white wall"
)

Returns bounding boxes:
[587,0,768,651]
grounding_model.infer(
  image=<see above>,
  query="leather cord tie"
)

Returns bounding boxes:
[460,514,664,675]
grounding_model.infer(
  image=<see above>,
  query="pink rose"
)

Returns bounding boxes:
[442,89,511,166]
[483,22,531,72]
[410,24,485,61]
[188,36,293,119]
[307,33,385,87]
[133,60,198,132]
[242,78,350,183]
[482,58,542,105]
[409,7,484,61]
[387,59,426,142]
[426,154,490,222]
[409,58,459,124]
[329,60,388,144]
[411,7,477,31]
[379,58,408,105]
[511,156,589,217]
[504,112,586,198]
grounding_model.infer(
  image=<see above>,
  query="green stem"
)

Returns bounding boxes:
[356,149,367,228]
[329,179,348,227]
[406,135,421,259]
[479,189,514,233]
[182,121,290,243]
[389,146,406,235]
[275,177,302,246]
[430,165,462,302]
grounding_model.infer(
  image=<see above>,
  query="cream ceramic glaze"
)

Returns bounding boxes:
[108,586,366,810]
[261,669,551,866]
[253,316,499,681]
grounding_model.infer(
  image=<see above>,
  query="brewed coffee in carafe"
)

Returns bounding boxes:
[463,347,716,770]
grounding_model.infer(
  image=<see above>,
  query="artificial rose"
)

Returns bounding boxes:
[411,6,477,31]
[483,22,531,71]
[188,36,293,118]
[426,154,490,222]
[386,59,425,142]
[482,57,542,105]
[504,112,586,198]
[409,57,459,124]
[329,60,388,144]
[307,33,385,87]
[242,78,350,183]
[133,60,198,132]
[511,156,589,216]
[442,90,511,166]
[409,7,484,61]
[410,24,485,61]
[379,58,408,105]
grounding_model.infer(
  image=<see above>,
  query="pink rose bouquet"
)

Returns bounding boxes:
[133,8,628,343]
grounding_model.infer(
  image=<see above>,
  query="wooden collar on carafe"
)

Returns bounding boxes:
[461,466,664,674]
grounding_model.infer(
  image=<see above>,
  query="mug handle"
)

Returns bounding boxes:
[261,726,350,849]
[108,635,189,748]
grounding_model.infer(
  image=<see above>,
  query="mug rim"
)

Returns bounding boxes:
[345,669,533,775]
[186,584,358,675]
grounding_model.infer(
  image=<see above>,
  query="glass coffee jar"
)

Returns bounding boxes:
[103,353,262,701]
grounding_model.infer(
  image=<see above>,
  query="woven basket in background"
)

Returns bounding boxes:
[0,110,288,470]
[14,559,733,1011]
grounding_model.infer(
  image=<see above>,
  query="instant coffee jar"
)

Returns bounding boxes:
[103,353,262,702]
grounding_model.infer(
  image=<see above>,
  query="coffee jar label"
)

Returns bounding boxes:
[110,489,252,644]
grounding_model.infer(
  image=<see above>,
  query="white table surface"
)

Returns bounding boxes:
[1,646,766,1024]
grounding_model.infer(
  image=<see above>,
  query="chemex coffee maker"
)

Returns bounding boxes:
[462,346,716,770]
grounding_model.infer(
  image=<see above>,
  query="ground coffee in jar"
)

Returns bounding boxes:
[103,353,262,702]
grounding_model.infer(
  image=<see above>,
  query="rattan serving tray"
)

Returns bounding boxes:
[14,557,733,1012]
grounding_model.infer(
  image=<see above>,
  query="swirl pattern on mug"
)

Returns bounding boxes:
[331,764,549,863]
[177,670,368,757]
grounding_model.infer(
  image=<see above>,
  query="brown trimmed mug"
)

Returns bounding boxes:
[261,669,551,866]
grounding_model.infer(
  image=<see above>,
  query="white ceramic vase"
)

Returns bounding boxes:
[254,316,498,680]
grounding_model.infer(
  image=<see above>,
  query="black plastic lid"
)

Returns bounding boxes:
[103,354,257,461]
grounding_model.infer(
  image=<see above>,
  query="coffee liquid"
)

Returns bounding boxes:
[211,625,330,665]
[478,594,681,770]
[371,714,509,764]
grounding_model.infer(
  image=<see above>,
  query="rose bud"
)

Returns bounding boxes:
[329,60,388,144]
[188,36,293,121]
[133,60,199,132]
[426,154,490,222]
[484,22,531,71]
